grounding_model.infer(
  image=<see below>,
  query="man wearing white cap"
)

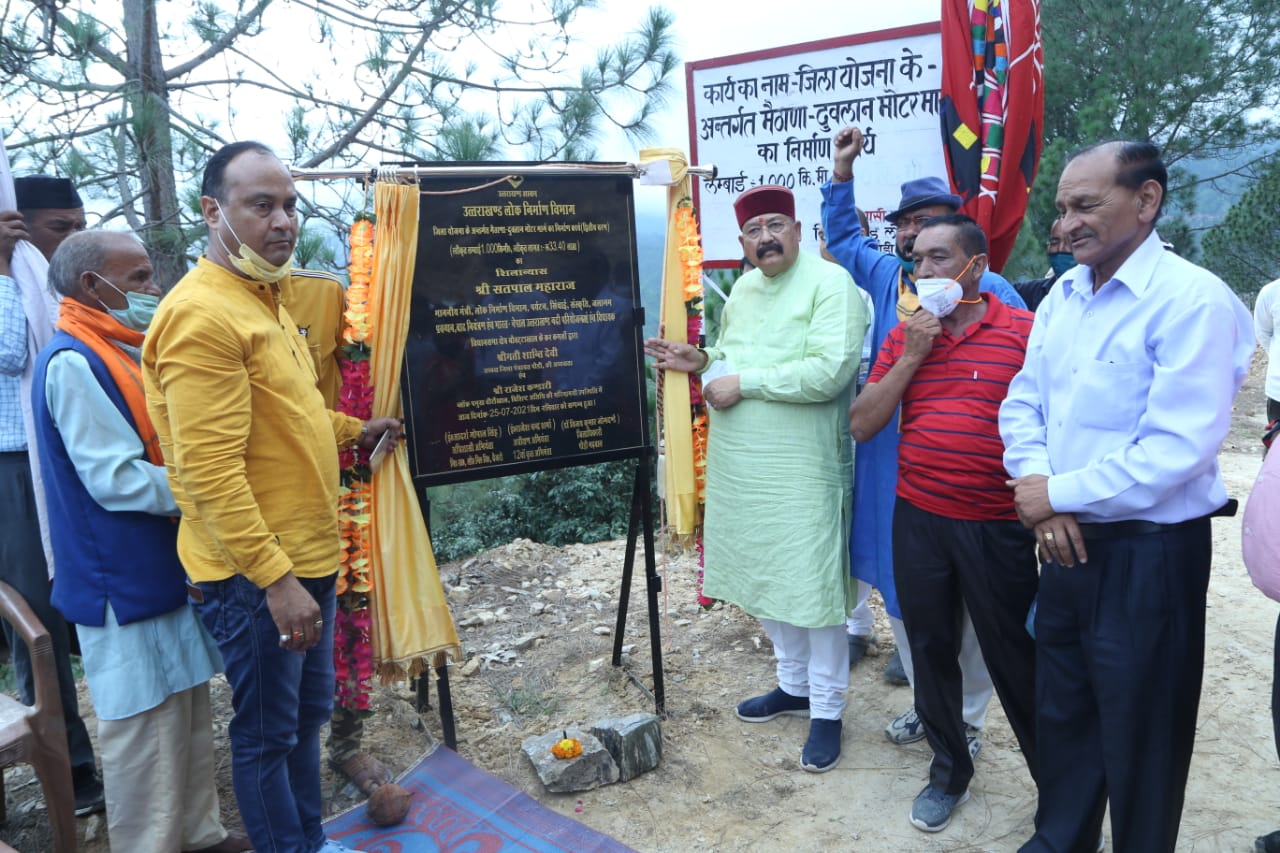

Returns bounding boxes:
[646,184,867,772]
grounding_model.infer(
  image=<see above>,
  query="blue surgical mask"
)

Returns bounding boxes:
[93,273,159,332]
[898,255,915,275]
[1048,252,1074,277]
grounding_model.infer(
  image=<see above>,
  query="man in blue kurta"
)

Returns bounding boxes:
[33,230,249,853]
[646,185,866,773]
[819,126,1024,749]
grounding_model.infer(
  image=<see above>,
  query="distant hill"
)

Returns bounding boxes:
[634,203,666,340]
[1178,146,1278,236]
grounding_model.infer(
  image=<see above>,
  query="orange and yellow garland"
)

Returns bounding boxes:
[674,205,708,505]
[334,214,377,712]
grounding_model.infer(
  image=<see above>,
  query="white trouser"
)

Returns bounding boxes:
[890,609,994,729]
[99,682,228,852]
[760,618,849,720]
[845,580,875,636]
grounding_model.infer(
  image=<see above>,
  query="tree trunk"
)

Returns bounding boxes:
[122,0,187,288]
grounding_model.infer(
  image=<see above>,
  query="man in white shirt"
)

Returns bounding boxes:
[1000,140,1253,853]
[1254,277,1280,423]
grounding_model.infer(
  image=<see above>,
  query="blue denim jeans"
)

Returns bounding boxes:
[194,573,336,853]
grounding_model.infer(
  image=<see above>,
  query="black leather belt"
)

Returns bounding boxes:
[186,581,204,603]
[1076,499,1237,540]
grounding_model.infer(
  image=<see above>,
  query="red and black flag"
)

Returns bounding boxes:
[940,0,1044,272]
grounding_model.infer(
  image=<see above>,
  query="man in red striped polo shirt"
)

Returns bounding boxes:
[849,213,1038,834]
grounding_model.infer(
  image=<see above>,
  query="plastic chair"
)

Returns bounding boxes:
[0,580,77,852]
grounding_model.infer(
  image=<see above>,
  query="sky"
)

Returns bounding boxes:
[584,1,937,161]
[574,1,939,230]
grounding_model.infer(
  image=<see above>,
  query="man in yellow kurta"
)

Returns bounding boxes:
[143,141,399,853]
[646,185,866,773]
[282,268,393,794]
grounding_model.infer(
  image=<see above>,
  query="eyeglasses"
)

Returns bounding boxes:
[895,213,936,230]
[742,220,791,241]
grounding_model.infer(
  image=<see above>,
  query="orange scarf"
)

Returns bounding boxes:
[55,300,163,465]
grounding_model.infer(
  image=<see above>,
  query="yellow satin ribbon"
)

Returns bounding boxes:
[639,147,701,536]
[367,181,462,678]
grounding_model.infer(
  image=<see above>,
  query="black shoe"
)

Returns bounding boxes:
[72,764,105,817]
[1256,830,1280,853]
[800,718,842,772]
[847,633,875,668]
[883,649,908,686]
[734,687,810,722]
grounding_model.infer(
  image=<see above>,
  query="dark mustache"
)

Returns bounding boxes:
[756,240,783,255]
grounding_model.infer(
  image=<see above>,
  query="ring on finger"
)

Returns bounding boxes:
[1044,531,1055,542]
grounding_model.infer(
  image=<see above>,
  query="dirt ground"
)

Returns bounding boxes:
[3,357,1279,852]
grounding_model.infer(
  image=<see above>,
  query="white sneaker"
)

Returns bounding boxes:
[885,706,927,744]
[966,724,982,759]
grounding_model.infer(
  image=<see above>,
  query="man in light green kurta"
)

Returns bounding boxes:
[646,185,867,772]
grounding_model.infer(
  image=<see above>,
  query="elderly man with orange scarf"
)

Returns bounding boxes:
[32,230,250,853]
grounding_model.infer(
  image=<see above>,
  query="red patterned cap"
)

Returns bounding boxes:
[733,185,795,229]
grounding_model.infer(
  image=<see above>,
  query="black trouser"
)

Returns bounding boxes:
[1020,520,1211,853]
[0,452,95,773]
[892,498,1039,795]
[1273,613,1280,764]
[1268,397,1280,424]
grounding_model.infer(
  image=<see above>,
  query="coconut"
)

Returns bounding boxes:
[365,782,412,826]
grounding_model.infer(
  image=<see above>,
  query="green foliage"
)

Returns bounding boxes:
[701,267,738,346]
[294,222,339,270]
[1003,0,1280,276]
[0,0,678,284]
[427,460,646,563]
[1202,153,1280,300]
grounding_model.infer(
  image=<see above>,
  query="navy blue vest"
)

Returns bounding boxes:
[33,332,186,627]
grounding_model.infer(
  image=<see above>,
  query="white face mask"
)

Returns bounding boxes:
[915,277,964,318]
[213,200,293,283]
[914,254,981,318]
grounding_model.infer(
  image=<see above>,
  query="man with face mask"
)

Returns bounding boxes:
[820,126,1017,755]
[32,230,251,852]
[0,171,105,817]
[1012,219,1075,312]
[849,214,1038,833]
[143,141,399,853]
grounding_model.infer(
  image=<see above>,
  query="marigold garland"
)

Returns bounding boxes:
[673,203,716,609]
[674,205,707,504]
[335,212,377,712]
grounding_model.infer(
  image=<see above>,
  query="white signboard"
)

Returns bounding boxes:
[687,24,944,266]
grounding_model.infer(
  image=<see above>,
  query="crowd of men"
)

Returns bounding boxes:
[0,120,1269,852]
[650,129,1256,850]
[2,143,399,853]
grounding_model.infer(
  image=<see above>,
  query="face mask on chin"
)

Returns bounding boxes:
[92,272,159,332]
[897,254,915,276]
[213,200,293,283]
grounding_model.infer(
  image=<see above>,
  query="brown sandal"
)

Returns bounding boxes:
[337,751,392,796]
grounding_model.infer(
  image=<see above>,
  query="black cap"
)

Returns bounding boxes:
[14,176,83,210]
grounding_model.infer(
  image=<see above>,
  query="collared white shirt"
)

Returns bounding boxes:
[1000,230,1253,523]
[1254,278,1280,402]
